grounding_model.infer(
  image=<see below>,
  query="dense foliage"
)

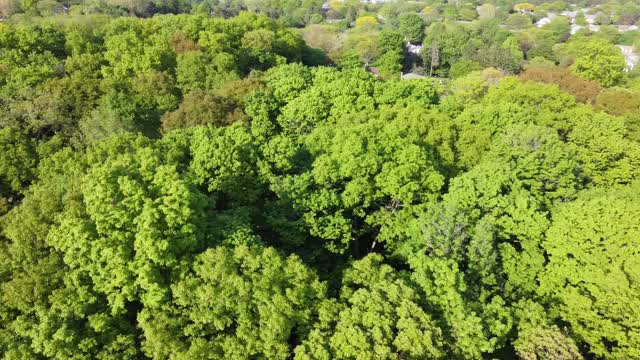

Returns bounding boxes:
[1,2,639,359]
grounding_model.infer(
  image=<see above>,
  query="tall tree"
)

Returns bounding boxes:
[398,12,425,44]
[539,183,640,359]
[295,254,445,360]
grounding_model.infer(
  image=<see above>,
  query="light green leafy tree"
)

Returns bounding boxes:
[102,31,175,81]
[396,124,584,358]
[398,12,425,44]
[295,254,445,360]
[0,127,37,199]
[141,244,327,360]
[373,51,402,80]
[539,183,640,359]
[454,78,640,186]
[264,63,313,103]
[273,115,445,254]
[46,135,209,312]
[569,38,626,87]
[0,148,141,359]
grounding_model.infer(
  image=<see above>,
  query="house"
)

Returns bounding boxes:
[560,10,578,24]
[570,24,584,34]
[618,25,639,33]
[617,45,639,71]
[401,73,427,80]
[406,43,422,55]
[584,14,596,24]
[535,13,555,28]
[366,66,380,77]
[336,0,392,4]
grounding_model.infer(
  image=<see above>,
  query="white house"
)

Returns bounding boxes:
[560,10,578,23]
[570,24,584,34]
[406,43,422,55]
[401,73,427,80]
[584,14,596,24]
[618,25,639,33]
[535,13,557,28]
[335,0,392,4]
[617,45,639,71]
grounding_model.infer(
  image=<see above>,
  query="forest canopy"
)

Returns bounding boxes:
[1,1,640,359]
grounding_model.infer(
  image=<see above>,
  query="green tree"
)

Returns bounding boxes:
[344,32,382,66]
[274,115,444,254]
[141,244,327,359]
[273,67,379,135]
[501,37,524,70]
[264,63,313,103]
[373,79,439,107]
[161,90,247,132]
[0,127,37,207]
[569,38,626,87]
[449,59,481,79]
[0,147,141,359]
[445,124,580,295]
[354,16,378,30]
[542,16,570,42]
[423,23,469,74]
[427,41,440,76]
[189,124,264,205]
[455,77,640,185]
[459,7,479,21]
[514,324,582,360]
[539,183,640,359]
[378,30,404,54]
[46,135,210,312]
[398,12,425,44]
[374,51,402,79]
[295,254,444,360]
[176,51,209,93]
[506,13,533,30]
[478,3,496,20]
[102,30,175,81]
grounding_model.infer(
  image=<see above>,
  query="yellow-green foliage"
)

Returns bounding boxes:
[355,16,378,29]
